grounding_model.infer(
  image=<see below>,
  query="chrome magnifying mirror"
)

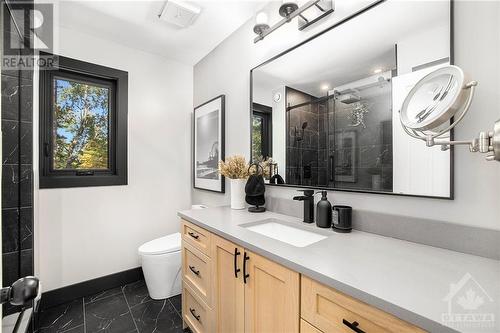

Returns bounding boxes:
[400,65,500,161]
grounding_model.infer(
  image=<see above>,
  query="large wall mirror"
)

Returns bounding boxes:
[250,0,452,198]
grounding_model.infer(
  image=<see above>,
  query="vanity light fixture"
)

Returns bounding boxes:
[279,0,299,17]
[400,65,500,161]
[254,12,270,35]
[373,68,383,74]
[253,0,334,43]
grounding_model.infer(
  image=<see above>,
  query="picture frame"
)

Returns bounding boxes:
[193,95,225,193]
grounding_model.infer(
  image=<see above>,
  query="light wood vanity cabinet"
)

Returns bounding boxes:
[181,219,425,333]
[244,249,300,333]
[212,235,245,333]
[301,276,425,333]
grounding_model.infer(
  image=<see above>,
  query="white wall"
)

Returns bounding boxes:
[37,27,193,291]
[392,66,451,197]
[193,0,500,231]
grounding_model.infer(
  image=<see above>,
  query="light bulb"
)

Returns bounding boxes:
[256,12,268,25]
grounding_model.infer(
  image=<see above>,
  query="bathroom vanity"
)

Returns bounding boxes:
[178,207,500,333]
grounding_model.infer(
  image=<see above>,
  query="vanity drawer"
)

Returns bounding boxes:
[301,276,425,333]
[182,242,212,306]
[300,319,322,333]
[183,284,212,333]
[182,220,211,256]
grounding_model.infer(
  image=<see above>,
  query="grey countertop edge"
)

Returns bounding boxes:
[177,211,459,333]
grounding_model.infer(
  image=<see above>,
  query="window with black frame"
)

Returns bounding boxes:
[251,103,272,161]
[39,54,128,188]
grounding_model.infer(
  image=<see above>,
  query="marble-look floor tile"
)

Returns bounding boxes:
[168,294,181,314]
[131,299,182,333]
[85,293,136,333]
[84,287,123,304]
[122,280,151,308]
[38,299,84,333]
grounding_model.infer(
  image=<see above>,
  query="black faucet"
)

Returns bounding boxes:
[293,190,315,223]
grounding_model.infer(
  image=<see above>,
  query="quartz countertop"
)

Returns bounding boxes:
[178,206,500,333]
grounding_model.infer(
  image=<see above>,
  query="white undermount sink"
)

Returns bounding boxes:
[242,219,328,247]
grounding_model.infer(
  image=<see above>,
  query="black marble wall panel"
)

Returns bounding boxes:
[2,0,35,317]
[284,82,393,191]
[286,87,321,186]
[329,84,393,191]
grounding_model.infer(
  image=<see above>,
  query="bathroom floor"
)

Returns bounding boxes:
[37,280,187,333]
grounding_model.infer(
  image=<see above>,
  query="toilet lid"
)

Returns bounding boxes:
[138,233,181,255]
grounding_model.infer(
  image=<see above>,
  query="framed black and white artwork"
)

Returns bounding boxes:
[193,95,225,193]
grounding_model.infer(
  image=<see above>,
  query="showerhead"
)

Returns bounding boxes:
[302,122,308,130]
[339,93,361,104]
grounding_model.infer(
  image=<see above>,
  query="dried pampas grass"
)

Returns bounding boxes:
[218,155,250,179]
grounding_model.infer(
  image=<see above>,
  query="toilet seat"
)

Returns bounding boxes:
[138,233,181,255]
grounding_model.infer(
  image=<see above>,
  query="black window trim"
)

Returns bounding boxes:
[39,53,128,188]
[252,102,272,159]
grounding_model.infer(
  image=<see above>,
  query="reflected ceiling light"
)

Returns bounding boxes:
[321,84,330,91]
[373,68,383,74]
[400,65,500,161]
[253,0,334,43]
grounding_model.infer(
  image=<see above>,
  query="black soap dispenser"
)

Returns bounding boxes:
[316,191,332,228]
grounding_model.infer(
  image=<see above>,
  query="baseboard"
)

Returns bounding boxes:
[39,267,144,310]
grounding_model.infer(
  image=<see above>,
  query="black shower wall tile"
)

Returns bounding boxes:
[3,302,22,317]
[2,8,16,34]
[289,109,300,128]
[20,164,33,207]
[302,149,318,168]
[0,165,32,208]
[317,167,328,186]
[286,87,311,106]
[2,119,19,165]
[2,252,19,286]
[2,208,19,253]
[21,249,33,276]
[20,207,33,250]
[318,131,327,150]
[20,121,33,164]
[1,74,20,121]
[303,112,318,132]
[318,150,327,168]
[19,77,33,122]
[2,164,19,209]
[2,3,35,311]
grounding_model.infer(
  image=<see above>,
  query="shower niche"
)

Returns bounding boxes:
[250,0,452,198]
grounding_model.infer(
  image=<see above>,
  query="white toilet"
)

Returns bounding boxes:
[138,232,182,300]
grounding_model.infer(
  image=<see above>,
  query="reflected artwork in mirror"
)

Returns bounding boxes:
[250,0,452,198]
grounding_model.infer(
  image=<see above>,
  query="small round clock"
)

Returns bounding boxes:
[273,92,282,102]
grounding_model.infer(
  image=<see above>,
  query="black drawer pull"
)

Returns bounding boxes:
[188,232,199,240]
[189,308,200,321]
[189,265,200,276]
[243,252,250,284]
[342,319,365,333]
[234,248,241,278]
